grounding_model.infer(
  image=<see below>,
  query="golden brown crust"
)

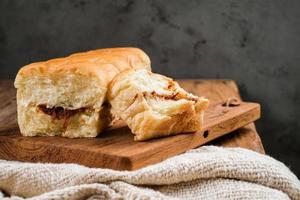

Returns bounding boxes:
[15,47,151,88]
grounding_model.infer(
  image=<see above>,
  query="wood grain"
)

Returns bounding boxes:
[0,80,264,170]
[0,80,18,133]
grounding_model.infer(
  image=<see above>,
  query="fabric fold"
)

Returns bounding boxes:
[0,146,299,200]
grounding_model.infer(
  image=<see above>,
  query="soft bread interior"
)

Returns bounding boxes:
[17,103,110,138]
[16,74,106,109]
[15,74,108,137]
[108,69,209,141]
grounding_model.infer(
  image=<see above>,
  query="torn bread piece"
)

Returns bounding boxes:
[108,69,209,141]
[14,47,151,138]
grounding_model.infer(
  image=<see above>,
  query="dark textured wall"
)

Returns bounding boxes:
[0,0,299,176]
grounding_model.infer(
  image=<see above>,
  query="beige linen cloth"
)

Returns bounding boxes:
[0,146,299,200]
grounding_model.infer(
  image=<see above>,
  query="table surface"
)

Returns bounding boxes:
[0,79,265,154]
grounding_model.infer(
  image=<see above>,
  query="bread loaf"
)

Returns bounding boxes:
[14,48,151,137]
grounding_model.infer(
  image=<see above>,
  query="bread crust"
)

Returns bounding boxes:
[15,47,151,88]
[108,69,209,141]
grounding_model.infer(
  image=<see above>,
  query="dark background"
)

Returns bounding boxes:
[0,0,299,176]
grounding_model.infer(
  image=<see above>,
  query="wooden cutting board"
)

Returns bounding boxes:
[0,80,261,170]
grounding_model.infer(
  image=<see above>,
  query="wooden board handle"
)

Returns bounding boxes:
[189,102,260,148]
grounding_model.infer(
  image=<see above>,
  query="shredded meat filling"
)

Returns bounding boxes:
[146,91,199,102]
[38,105,86,120]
